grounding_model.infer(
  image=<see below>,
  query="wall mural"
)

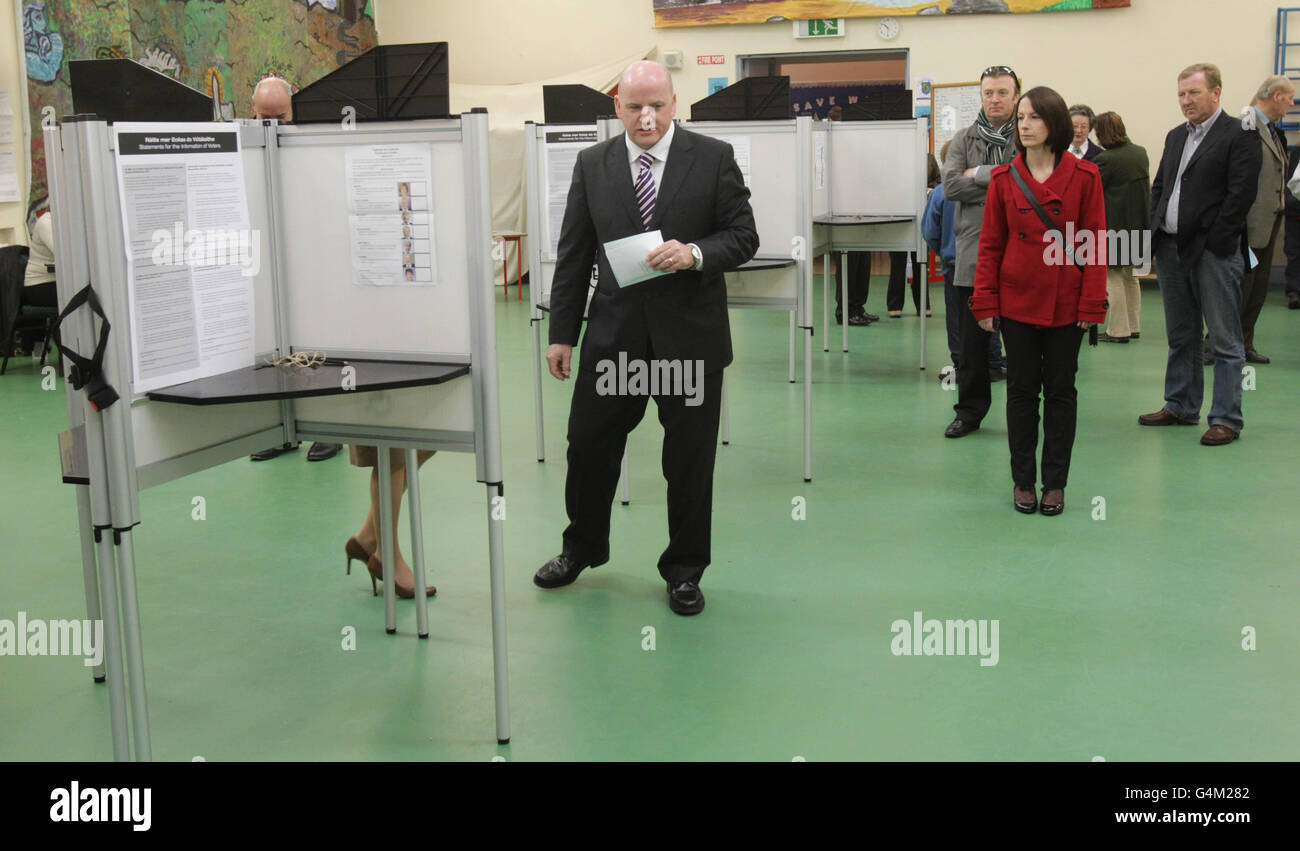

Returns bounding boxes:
[654,0,1130,28]
[21,0,377,221]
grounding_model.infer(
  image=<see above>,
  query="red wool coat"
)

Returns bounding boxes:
[970,153,1109,327]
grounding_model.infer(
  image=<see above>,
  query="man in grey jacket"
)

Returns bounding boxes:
[940,65,1019,438]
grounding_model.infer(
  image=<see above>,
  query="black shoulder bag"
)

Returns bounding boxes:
[1007,166,1100,346]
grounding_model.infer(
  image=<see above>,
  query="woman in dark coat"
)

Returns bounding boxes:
[1092,112,1151,343]
[971,87,1109,515]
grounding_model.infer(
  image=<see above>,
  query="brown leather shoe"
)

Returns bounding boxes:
[1138,409,1198,426]
[1200,424,1239,445]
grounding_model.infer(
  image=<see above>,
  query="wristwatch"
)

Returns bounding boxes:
[688,243,703,270]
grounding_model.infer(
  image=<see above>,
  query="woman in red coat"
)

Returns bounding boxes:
[970,86,1108,515]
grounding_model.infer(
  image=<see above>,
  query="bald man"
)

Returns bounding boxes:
[247,75,342,463]
[535,60,758,615]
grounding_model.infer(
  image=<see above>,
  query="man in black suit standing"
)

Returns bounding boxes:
[1139,63,1260,446]
[534,60,758,615]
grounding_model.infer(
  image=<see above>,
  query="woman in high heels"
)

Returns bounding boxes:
[344,447,436,598]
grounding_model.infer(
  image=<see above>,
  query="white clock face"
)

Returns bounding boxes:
[878,17,900,41]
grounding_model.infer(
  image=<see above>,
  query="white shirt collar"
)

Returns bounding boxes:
[1188,107,1223,137]
[625,120,675,165]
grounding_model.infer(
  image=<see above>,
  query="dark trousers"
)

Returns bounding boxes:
[562,364,724,585]
[25,282,58,307]
[954,295,995,424]
[1000,318,1085,491]
[885,251,928,313]
[833,251,870,314]
[1286,215,1300,298]
[947,281,1005,369]
[1241,215,1282,349]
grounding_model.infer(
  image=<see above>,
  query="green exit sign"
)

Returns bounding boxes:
[794,18,845,38]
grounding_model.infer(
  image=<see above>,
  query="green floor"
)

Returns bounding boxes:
[2,277,1297,761]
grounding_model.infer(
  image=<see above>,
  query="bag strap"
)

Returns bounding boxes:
[1007,164,1083,269]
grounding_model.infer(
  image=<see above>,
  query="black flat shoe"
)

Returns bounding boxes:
[1039,489,1064,516]
[944,418,979,438]
[250,443,298,461]
[1097,332,1129,343]
[533,553,604,589]
[307,442,342,462]
[1013,488,1038,514]
[667,581,705,615]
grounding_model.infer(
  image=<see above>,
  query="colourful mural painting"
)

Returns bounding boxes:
[21,0,377,220]
[654,0,1130,28]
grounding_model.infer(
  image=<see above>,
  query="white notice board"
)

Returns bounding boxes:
[541,125,598,260]
[931,82,981,160]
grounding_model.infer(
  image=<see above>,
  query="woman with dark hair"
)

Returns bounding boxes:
[970,86,1108,515]
[1092,111,1150,344]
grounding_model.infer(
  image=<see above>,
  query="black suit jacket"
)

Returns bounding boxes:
[548,125,758,374]
[1150,111,1261,266]
[1076,140,1104,162]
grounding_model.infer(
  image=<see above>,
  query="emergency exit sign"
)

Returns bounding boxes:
[794,19,844,38]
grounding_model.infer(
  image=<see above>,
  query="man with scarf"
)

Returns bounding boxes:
[940,66,1020,438]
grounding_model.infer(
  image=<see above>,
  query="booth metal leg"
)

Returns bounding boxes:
[75,485,105,683]
[484,484,510,744]
[406,449,430,639]
[530,318,545,462]
[720,372,730,446]
[788,311,796,383]
[619,448,630,506]
[919,262,928,371]
[377,450,397,634]
[822,252,830,353]
[840,251,850,353]
[804,327,813,482]
[114,532,152,761]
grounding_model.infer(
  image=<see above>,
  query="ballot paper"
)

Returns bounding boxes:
[604,230,669,287]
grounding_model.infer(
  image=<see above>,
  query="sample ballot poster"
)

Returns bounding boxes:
[113,123,255,394]
[345,144,436,286]
[541,127,597,260]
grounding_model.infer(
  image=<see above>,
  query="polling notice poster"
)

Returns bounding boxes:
[113,122,255,394]
[344,144,436,286]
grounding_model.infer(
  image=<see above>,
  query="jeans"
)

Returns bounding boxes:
[1156,238,1246,432]
[1000,318,1085,490]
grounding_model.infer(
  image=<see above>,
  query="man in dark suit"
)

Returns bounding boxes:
[1139,63,1260,446]
[534,60,758,615]
[1068,105,1104,162]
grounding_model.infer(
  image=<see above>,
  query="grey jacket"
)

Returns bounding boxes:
[1245,112,1288,248]
[941,123,1017,287]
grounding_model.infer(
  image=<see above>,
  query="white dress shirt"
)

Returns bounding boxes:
[1070,140,1089,159]
[1163,107,1223,234]
[623,121,702,268]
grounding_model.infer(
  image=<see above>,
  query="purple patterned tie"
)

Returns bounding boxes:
[634,152,656,229]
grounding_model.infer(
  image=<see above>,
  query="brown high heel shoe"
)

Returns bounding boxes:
[345,537,372,577]
[366,554,436,599]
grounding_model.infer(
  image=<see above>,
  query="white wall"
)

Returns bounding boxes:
[377,0,1283,162]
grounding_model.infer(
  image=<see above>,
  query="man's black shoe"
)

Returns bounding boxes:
[863,312,880,323]
[534,553,605,589]
[1245,348,1270,364]
[667,581,705,615]
[250,443,299,461]
[944,418,979,438]
[847,313,872,326]
[307,442,342,462]
[1289,294,1300,310]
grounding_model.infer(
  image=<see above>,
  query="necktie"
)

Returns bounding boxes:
[634,152,656,229]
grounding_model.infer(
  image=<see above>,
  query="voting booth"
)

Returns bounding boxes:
[46,109,510,761]
[813,118,930,362]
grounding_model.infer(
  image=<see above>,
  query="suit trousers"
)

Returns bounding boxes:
[1241,214,1282,350]
[1156,238,1245,432]
[1286,215,1300,298]
[1000,318,1085,491]
[561,363,724,585]
[885,251,927,313]
[954,293,995,425]
[833,251,870,314]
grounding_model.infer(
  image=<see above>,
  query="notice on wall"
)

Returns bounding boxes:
[113,122,255,394]
[712,134,752,187]
[542,127,597,261]
[345,144,437,286]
